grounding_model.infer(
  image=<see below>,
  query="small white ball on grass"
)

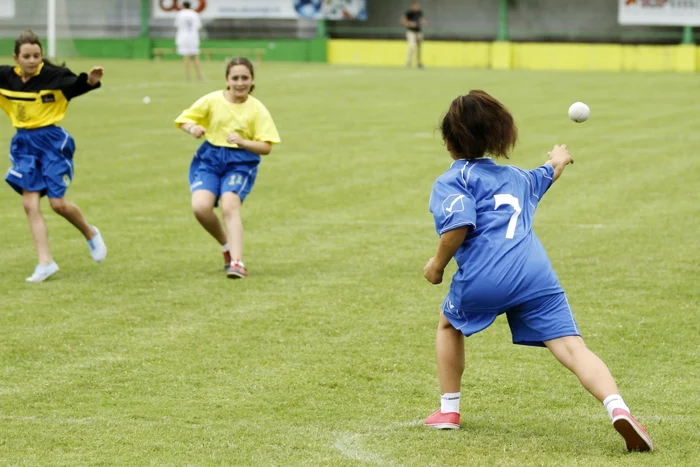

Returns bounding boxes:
[568,102,590,123]
[142,96,151,104]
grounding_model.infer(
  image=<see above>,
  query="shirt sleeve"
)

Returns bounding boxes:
[58,68,101,100]
[429,177,477,235]
[175,94,210,129]
[526,164,555,200]
[0,66,12,87]
[252,102,281,144]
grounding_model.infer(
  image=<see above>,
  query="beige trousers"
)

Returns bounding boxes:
[406,30,424,67]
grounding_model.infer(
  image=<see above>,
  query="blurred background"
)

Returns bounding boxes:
[0,0,698,71]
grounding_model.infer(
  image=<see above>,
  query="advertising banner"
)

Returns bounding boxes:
[619,0,700,26]
[153,0,366,20]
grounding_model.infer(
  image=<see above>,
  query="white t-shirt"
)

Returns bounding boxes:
[175,9,201,45]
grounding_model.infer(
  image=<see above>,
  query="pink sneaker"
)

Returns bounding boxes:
[227,260,248,279]
[612,408,654,452]
[424,410,460,430]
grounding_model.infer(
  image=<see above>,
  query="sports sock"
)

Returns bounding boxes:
[603,394,630,420]
[440,392,460,414]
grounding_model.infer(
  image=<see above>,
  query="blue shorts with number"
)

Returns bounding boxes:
[5,125,76,198]
[442,292,581,347]
[188,141,260,203]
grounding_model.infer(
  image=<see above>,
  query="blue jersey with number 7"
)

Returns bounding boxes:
[429,158,563,314]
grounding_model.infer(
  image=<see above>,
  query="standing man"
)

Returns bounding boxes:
[175,2,204,81]
[401,2,426,69]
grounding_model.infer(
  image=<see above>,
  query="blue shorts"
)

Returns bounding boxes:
[442,293,581,347]
[5,126,76,198]
[188,142,260,203]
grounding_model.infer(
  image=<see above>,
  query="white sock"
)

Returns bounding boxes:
[222,243,230,252]
[440,392,460,414]
[603,394,630,420]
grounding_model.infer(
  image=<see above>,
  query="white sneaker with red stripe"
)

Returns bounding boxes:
[423,410,460,430]
[612,408,654,452]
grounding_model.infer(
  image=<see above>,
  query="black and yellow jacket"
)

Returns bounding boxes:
[0,61,101,129]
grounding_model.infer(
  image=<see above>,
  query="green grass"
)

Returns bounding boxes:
[0,60,698,466]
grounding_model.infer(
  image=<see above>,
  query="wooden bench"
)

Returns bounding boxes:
[152,47,266,63]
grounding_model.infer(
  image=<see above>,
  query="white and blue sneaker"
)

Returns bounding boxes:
[87,226,107,263]
[25,261,60,283]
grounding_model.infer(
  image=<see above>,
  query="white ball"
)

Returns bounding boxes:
[142,96,151,104]
[568,102,590,123]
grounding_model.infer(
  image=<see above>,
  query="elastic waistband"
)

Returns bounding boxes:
[15,125,58,133]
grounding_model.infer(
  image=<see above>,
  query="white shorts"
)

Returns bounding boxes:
[176,37,200,56]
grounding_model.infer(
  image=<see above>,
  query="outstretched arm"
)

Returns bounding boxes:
[424,226,469,285]
[61,66,103,99]
[545,144,574,182]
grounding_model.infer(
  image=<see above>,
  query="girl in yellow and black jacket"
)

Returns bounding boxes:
[1,30,107,282]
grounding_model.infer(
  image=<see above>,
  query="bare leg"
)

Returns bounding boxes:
[23,191,52,265]
[436,313,465,394]
[49,197,94,240]
[545,335,619,402]
[192,55,204,81]
[191,190,228,245]
[546,335,654,451]
[220,192,244,262]
[183,55,191,80]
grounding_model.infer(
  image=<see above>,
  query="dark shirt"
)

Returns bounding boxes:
[404,9,423,32]
[0,62,100,128]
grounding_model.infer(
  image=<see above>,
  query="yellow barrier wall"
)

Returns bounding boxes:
[512,43,623,71]
[328,39,491,68]
[328,39,698,72]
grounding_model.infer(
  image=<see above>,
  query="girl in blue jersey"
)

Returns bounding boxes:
[1,30,107,283]
[175,57,280,278]
[422,90,653,452]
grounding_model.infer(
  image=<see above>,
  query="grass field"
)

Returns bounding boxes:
[0,59,698,466]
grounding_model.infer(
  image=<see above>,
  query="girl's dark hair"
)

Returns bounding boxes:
[14,29,64,68]
[182,1,191,8]
[14,29,41,56]
[441,90,518,160]
[225,56,255,93]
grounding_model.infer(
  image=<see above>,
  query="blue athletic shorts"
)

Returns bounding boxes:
[442,292,581,347]
[188,142,260,203]
[5,126,76,198]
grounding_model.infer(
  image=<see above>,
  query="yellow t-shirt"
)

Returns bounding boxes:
[175,91,280,148]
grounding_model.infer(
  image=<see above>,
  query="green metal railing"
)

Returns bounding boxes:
[141,0,149,38]
[497,0,508,41]
[682,25,694,44]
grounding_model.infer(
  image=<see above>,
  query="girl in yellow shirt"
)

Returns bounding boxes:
[175,57,281,278]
